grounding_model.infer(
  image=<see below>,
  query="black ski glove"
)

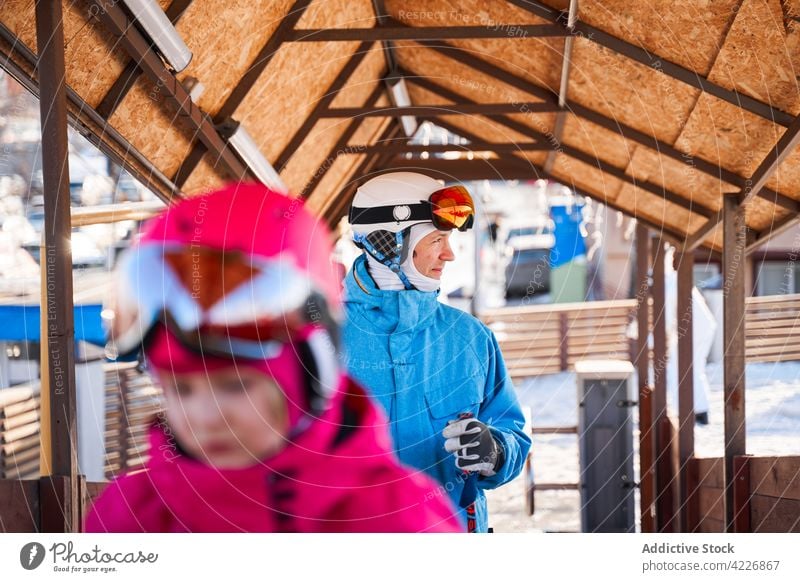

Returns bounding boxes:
[443,418,505,476]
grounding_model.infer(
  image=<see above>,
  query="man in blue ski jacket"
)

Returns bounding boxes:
[342,172,531,532]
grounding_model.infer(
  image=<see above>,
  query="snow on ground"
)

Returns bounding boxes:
[486,361,800,532]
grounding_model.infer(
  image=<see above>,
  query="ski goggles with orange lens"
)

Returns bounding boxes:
[349,184,475,231]
[103,243,336,361]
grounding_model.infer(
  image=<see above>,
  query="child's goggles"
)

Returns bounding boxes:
[103,243,334,361]
[349,185,475,231]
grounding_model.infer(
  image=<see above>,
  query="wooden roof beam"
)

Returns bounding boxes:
[430,117,688,244]
[342,142,549,155]
[90,1,252,182]
[287,24,566,42]
[741,114,800,206]
[0,22,179,202]
[320,102,560,117]
[173,0,313,187]
[747,213,800,254]
[408,75,717,219]
[506,0,794,127]
[96,0,194,119]
[404,39,800,215]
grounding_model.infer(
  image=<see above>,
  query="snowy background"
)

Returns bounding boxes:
[486,361,800,532]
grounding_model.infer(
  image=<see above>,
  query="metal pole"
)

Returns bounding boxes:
[722,193,746,531]
[675,249,695,532]
[35,0,79,532]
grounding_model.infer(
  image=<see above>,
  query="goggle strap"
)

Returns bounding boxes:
[349,202,431,225]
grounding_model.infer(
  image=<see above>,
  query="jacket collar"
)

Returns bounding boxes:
[343,254,440,333]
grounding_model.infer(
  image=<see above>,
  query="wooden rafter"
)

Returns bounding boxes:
[320,102,560,117]
[409,75,717,219]
[173,0,314,186]
[89,1,252,182]
[286,24,566,42]
[398,34,800,216]
[384,116,689,244]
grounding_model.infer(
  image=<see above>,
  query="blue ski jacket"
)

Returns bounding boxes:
[342,255,531,532]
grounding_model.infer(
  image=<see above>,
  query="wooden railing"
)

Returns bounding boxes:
[484,294,800,381]
[482,299,635,380]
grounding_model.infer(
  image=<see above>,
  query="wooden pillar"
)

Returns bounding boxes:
[35,0,79,532]
[635,224,655,532]
[722,193,746,532]
[651,237,675,531]
[675,249,694,532]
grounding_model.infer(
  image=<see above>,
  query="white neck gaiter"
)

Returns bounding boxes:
[363,223,444,292]
[401,223,441,292]
[365,254,405,291]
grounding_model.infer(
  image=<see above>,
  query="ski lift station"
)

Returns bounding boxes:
[0,0,799,534]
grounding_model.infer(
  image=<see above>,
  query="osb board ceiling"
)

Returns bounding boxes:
[708,0,800,116]
[280,45,386,194]
[575,0,742,76]
[675,92,785,177]
[0,0,798,248]
[624,147,731,212]
[172,0,296,117]
[394,42,551,107]
[746,195,790,231]
[108,74,196,179]
[567,37,702,144]
[560,114,638,170]
[181,154,228,196]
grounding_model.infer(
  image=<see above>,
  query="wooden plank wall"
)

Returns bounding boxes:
[688,456,800,533]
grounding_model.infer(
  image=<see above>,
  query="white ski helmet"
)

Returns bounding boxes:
[349,172,447,235]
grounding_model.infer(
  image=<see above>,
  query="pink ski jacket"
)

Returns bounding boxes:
[85,378,463,533]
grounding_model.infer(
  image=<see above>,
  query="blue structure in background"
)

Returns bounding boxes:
[0,304,105,345]
[550,202,586,268]
[549,202,586,303]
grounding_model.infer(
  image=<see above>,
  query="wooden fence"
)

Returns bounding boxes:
[483,293,800,381]
[689,456,800,532]
[0,385,40,480]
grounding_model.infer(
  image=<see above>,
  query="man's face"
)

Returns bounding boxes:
[412,229,455,279]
